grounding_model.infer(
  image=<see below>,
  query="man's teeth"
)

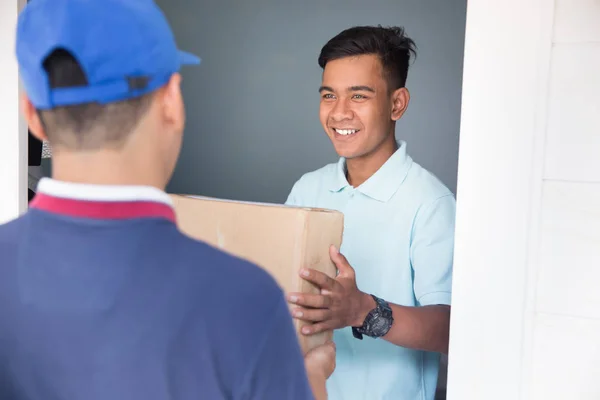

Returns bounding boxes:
[335,129,358,135]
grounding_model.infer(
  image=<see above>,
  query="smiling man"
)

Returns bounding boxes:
[285,26,456,400]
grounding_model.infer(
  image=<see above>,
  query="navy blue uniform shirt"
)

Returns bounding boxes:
[0,178,314,400]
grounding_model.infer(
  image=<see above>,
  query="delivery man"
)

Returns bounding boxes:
[286,26,456,400]
[0,0,334,399]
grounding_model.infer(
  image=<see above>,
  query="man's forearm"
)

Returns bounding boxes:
[384,304,450,354]
[355,294,451,354]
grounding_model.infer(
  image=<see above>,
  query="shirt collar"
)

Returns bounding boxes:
[30,178,176,222]
[329,140,413,202]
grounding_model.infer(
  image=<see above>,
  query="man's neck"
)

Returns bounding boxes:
[50,151,166,190]
[346,137,398,188]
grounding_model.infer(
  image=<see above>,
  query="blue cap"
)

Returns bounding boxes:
[16,0,200,110]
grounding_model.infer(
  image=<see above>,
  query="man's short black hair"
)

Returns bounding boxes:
[318,25,417,91]
[37,48,154,150]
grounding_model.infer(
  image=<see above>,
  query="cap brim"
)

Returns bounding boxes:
[179,50,201,65]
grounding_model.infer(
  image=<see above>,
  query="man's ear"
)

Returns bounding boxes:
[391,87,410,121]
[21,94,47,142]
[157,73,185,134]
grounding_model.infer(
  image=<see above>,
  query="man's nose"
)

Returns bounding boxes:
[330,98,354,121]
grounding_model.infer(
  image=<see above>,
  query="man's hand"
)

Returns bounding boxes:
[304,341,336,400]
[287,245,375,335]
[304,341,337,380]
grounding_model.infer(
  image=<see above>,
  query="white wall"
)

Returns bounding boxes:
[448,1,600,399]
[0,0,27,224]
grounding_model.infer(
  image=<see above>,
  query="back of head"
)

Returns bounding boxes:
[15,0,200,185]
[38,49,154,151]
[318,25,417,91]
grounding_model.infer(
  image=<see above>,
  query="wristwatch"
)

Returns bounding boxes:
[352,294,394,340]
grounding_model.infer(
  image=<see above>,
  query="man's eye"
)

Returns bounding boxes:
[352,94,366,99]
[323,93,335,99]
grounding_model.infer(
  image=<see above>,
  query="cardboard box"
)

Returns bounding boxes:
[169,194,344,354]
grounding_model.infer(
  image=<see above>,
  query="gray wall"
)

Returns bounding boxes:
[159,0,466,204]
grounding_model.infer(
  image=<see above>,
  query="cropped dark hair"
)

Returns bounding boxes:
[37,48,154,150]
[318,25,417,91]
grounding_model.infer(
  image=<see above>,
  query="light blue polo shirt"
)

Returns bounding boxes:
[285,141,455,400]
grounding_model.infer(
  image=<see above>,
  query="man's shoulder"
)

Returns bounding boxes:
[172,233,302,390]
[0,217,25,280]
[171,233,288,327]
[403,160,455,205]
[0,213,28,231]
[174,231,283,296]
[286,161,339,207]
[293,161,339,188]
[0,214,28,248]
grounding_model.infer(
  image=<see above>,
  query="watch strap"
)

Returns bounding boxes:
[352,294,393,340]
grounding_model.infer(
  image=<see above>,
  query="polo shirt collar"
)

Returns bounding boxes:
[329,140,413,202]
[30,178,176,222]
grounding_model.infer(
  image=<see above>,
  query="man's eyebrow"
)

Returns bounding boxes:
[318,85,376,93]
[349,85,375,93]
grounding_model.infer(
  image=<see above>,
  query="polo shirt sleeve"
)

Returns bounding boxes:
[284,177,304,206]
[409,194,456,307]
[238,296,315,400]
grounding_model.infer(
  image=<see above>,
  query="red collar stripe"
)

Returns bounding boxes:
[30,193,176,223]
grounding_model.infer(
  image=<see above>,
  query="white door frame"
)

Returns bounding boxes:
[0,0,28,224]
[446,1,555,399]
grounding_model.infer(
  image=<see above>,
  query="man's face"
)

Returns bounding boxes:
[319,54,401,160]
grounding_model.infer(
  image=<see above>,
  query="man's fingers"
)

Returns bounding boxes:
[329,245,354,277]
[292,307,331,322]
[288,292,332,308]
[301,321,333,336]
[299,268,336,290]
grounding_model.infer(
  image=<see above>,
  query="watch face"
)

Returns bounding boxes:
[371,315,391,334]
[372,316,387,329]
